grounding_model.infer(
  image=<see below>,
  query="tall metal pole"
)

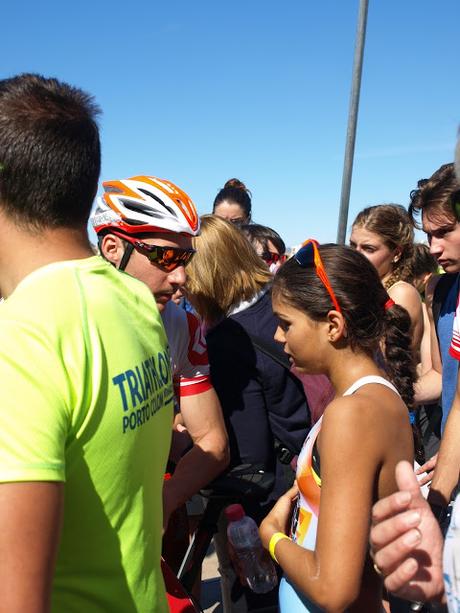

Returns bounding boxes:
[336,0,369,244]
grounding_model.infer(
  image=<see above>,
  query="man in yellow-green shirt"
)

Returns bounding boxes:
[0,74,171,612]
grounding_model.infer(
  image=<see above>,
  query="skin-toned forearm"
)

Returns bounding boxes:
[165,437,229,510]
[0,482,63,613]
[429,398,460,507]
[260,477,366,611]
[415,278,442,406]
[275,537,362,611]
[262,511,363,612]
[414,368,442,405]
[164,388,229,514]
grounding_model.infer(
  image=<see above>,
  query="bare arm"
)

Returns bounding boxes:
[260,397,388,611]
[0,482,63,613]
[414,276,443,404]
[163,387,229,524]
[418,302,432,376]
[429,371,460,507]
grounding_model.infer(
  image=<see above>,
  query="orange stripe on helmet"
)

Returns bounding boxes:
[130,175,199,232]
[162,179,199,232]
[102,179,146,219]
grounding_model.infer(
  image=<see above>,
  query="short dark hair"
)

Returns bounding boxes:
[410,243,438,279]
[0,73,101,230]
[409,163,460,228]
[240,223,286,255]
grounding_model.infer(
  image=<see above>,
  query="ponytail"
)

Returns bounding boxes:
[383,302,424,462]
[382,303,415,411]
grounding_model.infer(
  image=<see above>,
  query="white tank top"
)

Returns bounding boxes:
[343,375,399,397]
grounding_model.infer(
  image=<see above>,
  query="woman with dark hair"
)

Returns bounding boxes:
[212,178,252,225]
[350,204,423,357]
[259,241,415,612]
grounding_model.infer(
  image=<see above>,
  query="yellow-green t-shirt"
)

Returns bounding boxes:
[0,256,173,612]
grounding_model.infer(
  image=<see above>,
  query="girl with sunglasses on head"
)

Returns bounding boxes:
[259,241,415,612]
[242,223,334,424]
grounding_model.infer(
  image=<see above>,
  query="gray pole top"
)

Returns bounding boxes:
[336,0,369,244]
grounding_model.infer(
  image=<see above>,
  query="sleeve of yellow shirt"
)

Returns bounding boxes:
[0,318,69,482]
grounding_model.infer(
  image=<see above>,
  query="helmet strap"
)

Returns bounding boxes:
[119,242,134,271]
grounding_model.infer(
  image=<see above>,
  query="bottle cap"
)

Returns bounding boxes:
[225,503,245,522]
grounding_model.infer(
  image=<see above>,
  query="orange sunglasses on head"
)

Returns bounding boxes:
[294,239,342,313]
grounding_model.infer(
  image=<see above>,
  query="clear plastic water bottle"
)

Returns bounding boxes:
[225,503,278,594]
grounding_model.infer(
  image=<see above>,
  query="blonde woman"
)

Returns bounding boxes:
[186,215,310,611]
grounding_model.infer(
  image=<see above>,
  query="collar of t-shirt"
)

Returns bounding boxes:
[228,284,271,317]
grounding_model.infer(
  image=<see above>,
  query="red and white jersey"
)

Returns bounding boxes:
[162,301,212,400]
[450,292,460,360]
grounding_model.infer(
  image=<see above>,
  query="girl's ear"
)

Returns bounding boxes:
[392,246,402,264]
[326,310,347,342]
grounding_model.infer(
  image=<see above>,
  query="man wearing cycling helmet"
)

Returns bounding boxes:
[92,176,229,527]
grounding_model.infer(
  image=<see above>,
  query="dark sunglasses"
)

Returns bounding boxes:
[261,251,287,266]
[294,239,342,313]
[116,233,195,272]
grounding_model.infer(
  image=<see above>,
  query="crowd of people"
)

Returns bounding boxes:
[0,71,459,613]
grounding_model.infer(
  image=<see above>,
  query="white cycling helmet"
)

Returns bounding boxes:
[91,175,200,236]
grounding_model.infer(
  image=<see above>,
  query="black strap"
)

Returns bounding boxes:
[311,438,321,479]
[246,331,298,464]
[246,332,291,370]
[119,243,134,272]
[421,404,442,446]
[273,438,296,465]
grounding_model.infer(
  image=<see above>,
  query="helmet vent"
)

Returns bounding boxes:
[121,199,165,220]
[138,188,178,218]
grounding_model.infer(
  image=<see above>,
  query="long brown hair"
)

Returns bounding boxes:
[273,244,416,410]
[186,215,272,324]
[352,204,414,290]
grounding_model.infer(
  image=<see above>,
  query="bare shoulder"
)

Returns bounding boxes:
[388,281,421,308]
[321,387,405,444]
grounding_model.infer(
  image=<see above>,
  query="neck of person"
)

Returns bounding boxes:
[381,270,393,287]
[0,214,94,298]
[325,346,384,397]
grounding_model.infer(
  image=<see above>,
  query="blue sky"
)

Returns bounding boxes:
[2,0,459,247]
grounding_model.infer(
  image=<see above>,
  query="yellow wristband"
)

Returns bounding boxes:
[269,531,290,563]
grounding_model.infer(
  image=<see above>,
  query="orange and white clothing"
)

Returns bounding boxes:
[279,375,400,612]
